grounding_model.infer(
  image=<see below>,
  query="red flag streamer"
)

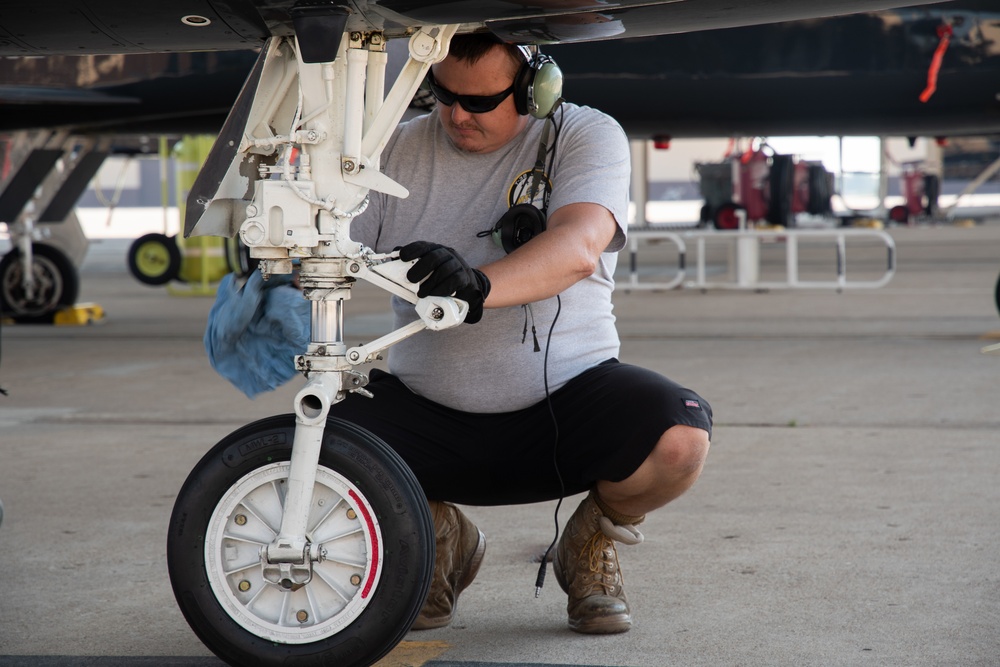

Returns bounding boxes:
[919,23,953,103]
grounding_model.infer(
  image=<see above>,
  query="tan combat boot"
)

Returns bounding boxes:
[553,490,645,634]
[412,501,487,630]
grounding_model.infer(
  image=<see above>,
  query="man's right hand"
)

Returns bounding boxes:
[398,241,491,324]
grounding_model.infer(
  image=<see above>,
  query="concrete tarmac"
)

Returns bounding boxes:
[1,222,998,666]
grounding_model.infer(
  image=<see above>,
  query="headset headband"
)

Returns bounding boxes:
[516,44,536,62]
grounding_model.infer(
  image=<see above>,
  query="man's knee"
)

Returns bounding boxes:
[650,424,710,479]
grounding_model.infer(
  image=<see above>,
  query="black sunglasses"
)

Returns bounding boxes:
[426,69,515,114]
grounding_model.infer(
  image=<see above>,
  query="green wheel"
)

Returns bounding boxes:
[127,233,181,286]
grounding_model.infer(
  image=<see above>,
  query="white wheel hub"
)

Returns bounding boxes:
[205,462,383,644]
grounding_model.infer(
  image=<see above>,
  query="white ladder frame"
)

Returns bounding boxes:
[625,228,896,291]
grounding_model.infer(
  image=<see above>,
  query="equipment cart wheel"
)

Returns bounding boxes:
[714,202,746,230]
[888,205,910,226]
[167,415,434,667]
[0,243,79,324]
[127,232,181,285]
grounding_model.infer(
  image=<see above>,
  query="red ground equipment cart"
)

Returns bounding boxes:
[697,142,834,230]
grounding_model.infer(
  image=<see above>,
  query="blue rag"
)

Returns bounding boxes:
[204,271,310,398]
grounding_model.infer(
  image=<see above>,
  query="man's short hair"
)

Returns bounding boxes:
[448,33,524,75]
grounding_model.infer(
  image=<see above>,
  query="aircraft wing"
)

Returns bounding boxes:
[0,0,957,56]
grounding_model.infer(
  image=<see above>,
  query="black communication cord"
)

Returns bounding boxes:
[544,104,564,201]
[533,105,567,596]
[534,293,563,596]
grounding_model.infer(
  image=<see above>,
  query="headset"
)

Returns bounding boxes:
[485,46,564,254]
[503,47,570,592]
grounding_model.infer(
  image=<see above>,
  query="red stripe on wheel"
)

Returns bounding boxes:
[349,489,379,599]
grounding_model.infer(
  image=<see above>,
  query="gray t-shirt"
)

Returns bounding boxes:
[351,103,631,412]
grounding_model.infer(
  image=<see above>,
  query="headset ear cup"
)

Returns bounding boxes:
[512,49,563,118]
[528,59,563,119]
[495,203,547,254]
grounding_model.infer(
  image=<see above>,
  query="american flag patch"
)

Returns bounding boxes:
[684,399,701,409]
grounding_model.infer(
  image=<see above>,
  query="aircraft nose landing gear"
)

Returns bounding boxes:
[167,23,461,667]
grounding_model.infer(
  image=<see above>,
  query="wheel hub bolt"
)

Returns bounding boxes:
[238,580,251,592]
[235,514,247,526]
[350,574,362,586]
[296,610,309,623]
[346,509,357,520]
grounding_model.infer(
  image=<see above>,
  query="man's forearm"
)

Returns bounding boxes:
[480,202,617,308]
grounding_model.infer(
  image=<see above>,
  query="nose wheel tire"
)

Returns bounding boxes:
[167,415,434,667]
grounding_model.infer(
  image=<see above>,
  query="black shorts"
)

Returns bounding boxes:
[327,359,712,506]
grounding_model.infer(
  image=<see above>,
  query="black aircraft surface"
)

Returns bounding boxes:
[1,3,998,664]
[2,1,997,139]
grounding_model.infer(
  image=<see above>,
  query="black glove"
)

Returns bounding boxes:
[398,241,491,324]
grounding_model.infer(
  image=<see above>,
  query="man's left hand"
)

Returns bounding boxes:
[399,241,491,324]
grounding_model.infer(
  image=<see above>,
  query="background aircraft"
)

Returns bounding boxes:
[2,0,998,321]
